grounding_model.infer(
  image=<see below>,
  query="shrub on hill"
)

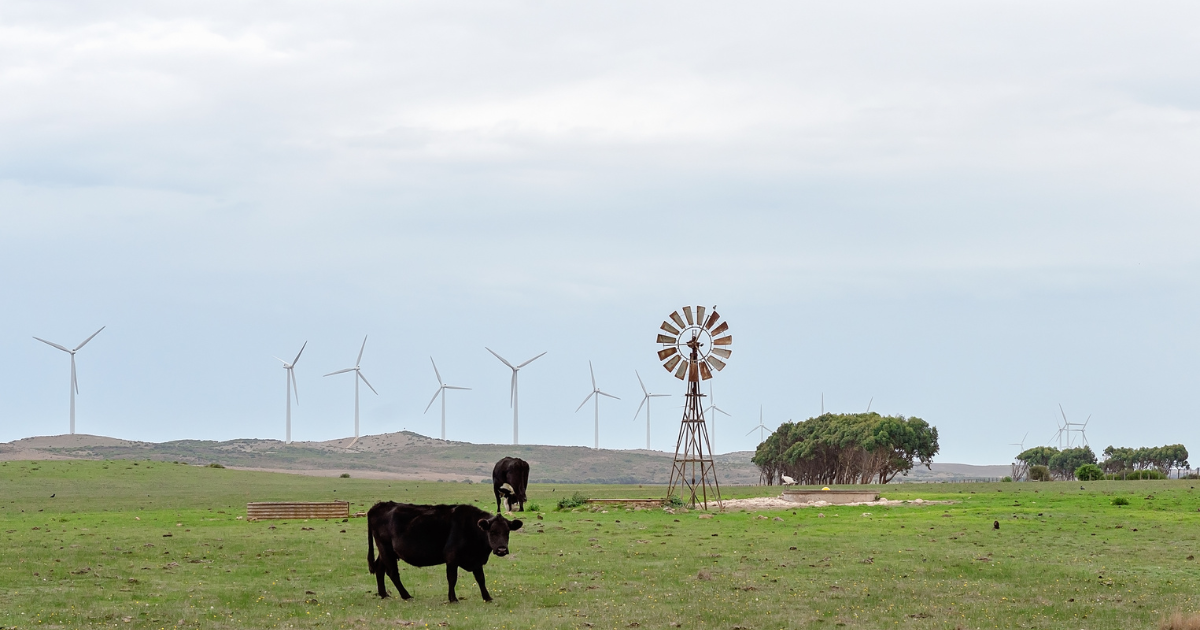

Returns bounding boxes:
[1075,464,1104,481]
[1029,465,1051,481]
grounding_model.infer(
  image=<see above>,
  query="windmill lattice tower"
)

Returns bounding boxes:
[656,305,732,510]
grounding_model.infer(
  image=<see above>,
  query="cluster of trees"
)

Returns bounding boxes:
[751,413,939,485]
[1013,444,1189,480]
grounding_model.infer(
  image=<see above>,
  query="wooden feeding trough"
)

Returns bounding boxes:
[246,501,350,520]
[781,489,880,504]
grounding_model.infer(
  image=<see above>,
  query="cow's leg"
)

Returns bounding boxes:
[384,558,411,600]
[472,567,493,602]
[445,564,459,603]
[375,558,389,598]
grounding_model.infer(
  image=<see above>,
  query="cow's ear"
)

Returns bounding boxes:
[509,519,523,531]
[477,518,490,532]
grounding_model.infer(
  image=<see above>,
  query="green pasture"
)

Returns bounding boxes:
[2,460,1200,629]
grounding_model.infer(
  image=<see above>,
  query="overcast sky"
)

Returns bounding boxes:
[1,1,1198,464]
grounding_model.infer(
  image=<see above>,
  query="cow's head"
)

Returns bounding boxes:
[477,514,522,557]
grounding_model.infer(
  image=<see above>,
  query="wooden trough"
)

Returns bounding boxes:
[246,501,350,520]
[781,489,880,504]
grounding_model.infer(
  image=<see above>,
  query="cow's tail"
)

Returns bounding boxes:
[367,528,378,575]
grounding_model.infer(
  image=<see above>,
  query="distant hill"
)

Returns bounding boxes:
[0,431,764,485]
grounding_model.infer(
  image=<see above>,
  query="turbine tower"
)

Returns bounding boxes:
[33,326,105,435]
[486,348,546,445]
[324,336,378,443]
[746,406,770,443]
[424,357,470,440]
[575,361,619,449]
[275,341,306,444]
[702,381,730,455]
[633,371,670,450]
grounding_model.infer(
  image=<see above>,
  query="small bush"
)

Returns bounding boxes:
[1001,476,1013,482]
[207,463,225,469]
[664,495,685,508]
[1112,497,1130,506]
[1076,464,1104,481]
[556,492,589,510]
[339,473,350,478]
[1029,465,1051,482]
[525,501,542,512]
[1107,469,1166,480]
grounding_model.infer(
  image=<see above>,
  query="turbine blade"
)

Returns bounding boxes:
[704,310,720,330]
[517,352,546,368]
[1059,403,1067,423]
[669,311,686,329]
[33,337,71,353]
[71,356,78,394]
[576,391,595,412]
[510,372,516,407]
[711,347,732,359]
[589,361,596,390]
[358,371,378,395]
[598,391,620,400]
[660,321,680,335]
[634,395,647,419]
[695,305,706,326]
[445,385,471,390]
[292,341,307,365]
[324,367,356,376]
[713,406,731,416]
[487,347,515,369]
[424,388,442,414]
[636,370,648,396]
[656,334,678,345]
[73,326,105,351]
[746,426,759,436]
[683,306,694,325]
[657,347,678,362]
[710,321,730,336]
[650,393,671,398]
[357,335,368,366]
[663,355,682,373]
[289,369,299,404]
[430,357,442,384]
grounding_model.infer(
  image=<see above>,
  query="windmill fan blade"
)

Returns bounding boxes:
[358,371,378,395]
[657,347,678,361]
[34,337,71,353]
[656,334,677,345]
[710,321,730,336]
[687,360,700,382]
[698,361,713,380]
[634,396,647,420]
[695,306,706,326]
[74,326,105,351]
[683,306,694,325]
[292,341,307,365]
[424,388,442,413]
[660,321,680,335]
[713,335,733,346]
[663,355,682,373]
[430,357,442,384]
[669,311,685,329]
[357,335,368,366]
[711,347,732,359]
[673,360,688,380]
[705,355,726,371]
[704,311,720,330]
[486,347,515,369]
[324,367,356,376]
[520,350,549,364]
[576,391,596,412]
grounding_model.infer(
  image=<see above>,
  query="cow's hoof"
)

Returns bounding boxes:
[400,593,412,600]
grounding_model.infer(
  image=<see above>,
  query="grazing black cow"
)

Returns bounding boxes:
[366,502,522,603]
[492,457,530,513]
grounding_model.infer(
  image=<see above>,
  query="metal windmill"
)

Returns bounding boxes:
[656,304,731,509]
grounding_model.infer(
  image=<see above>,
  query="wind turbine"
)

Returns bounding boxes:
[1009,432,1029,453]
[632,371,669,450]
[324,336,378,444]
[33,326,105,435]
[576,361,619,449]
[702,381,730,454]
[424,357,470,440]
[275,341,306,444]
[1059,404,1090,448]
[486,348,546,445]
[746,406,770,443]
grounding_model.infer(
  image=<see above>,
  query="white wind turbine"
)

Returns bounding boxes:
[33,326,105,435]
[702,381,730,454]
[576,361,619,449]
[746,405,770,443]
[275,341,306,444]
[486,348,546,445]
[632,371,669,450]
[324,336,378,444]
[424,357,470,440]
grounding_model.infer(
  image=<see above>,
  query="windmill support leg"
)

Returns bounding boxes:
[667,378,722,510]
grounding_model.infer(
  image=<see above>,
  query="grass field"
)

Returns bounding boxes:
[2,460,1199,629]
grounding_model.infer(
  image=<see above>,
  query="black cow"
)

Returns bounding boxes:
[366,501,522,603]
[492,457,530,513]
